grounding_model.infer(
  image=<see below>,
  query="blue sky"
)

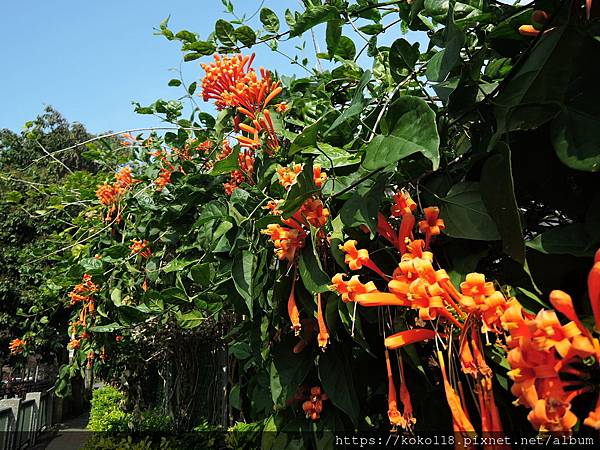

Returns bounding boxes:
[1,0,422,134]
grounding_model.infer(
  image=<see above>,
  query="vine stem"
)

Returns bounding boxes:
[29,126,207,166]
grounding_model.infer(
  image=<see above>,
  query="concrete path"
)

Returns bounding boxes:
[42,411,91,450]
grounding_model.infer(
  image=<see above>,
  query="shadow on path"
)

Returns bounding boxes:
[36,410,91,450]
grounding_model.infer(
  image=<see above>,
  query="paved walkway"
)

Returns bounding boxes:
[42,411,91,450]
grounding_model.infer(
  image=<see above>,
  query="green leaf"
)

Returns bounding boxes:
[289,110,338,155]
[189,263,213,286]
[175,30,197,43]
[210,146,239,175]
[289,5,339,38]
[182,40,216,55]
[177,310,205,329]
[325,20,343,57]
[425,5,465,82]
[235,25,256,47]
[526,224,597,257]
[389,38,419,81]
[551,107,600,172]
[3,191,22,203]
[168,78,182,87]
[334,36,356,60]
[110,288,122,306]
[260,8,280,33]
[117,305,148,325]
[90,323,122,333]
[298,242,331,294]
[326,70,371,133]
[304,144,361,170]
[318,345,360,426]
[481,145,525,263]
[232,250,264,317]
[494,24,579,132]
[161,287,190,305]
[439,182,500,241]
[183,52,202,62]
[80,257,102,272]
[359,24,383,35]
[215,19,237,47]
[162,258,196,273]
[362,96,440,171]
[270,337,313,407]
[339,176,385,234]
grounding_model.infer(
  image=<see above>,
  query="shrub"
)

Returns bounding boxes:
[136,408,175,433]
[225,421,264,450]
[87,386,132,432]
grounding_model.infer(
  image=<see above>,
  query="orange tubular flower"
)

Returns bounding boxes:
[518,25,540,37]
[588,250,600,332]
[500,295,598,432]
[384,328,437,350]
[385,350,403,429]
[330,273,378,303]
[96,183,118,206]
[397,212,415,254]
[418,206,445,249]
[114,166,138,189]
[258,109,280,153]
[130,239,152,259]
[302,387,328,421]
[9,338,26,355]
[200,54,256,109]
[313,164,328,188]
[277,164,302,189]
[549,290,593,339]
[275,102,288,113]
[459,273,507,333]
[316,293,329,350]
[155,168,172,191]
[354,292,411,307]
[288,277,301,335]
[339,240,389,280]
[438,351,475,433]
[398,358,416,430]
[217,140,233,160]
[377,212,400,250]
[391,191,416,218]
[261,223,306,263]
[301,198,329,228]
[584,398,600,430]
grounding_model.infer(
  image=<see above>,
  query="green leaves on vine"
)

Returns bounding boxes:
[362,96,440,171]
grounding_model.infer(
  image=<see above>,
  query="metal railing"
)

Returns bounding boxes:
[0,388,55,450]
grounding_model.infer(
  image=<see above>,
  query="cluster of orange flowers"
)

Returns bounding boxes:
[95,166,139,221]
[329,189,600,434]
[174,139,212,161]
[276,163,328,190]
[67,274,98,356]
[302,387,328,421]
[9,338,26,355]
[129,239,152,259]
[261,163,331,352]
[223,147,256,196]
[200,53,284,195]
[261,164,329,264]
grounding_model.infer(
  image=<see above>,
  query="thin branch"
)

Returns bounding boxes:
[36,140,73,174]
[29,126,207,166]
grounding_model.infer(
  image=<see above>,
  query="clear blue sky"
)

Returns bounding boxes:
[1,0,423,134]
